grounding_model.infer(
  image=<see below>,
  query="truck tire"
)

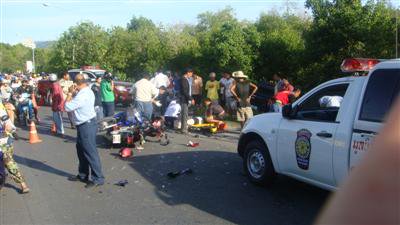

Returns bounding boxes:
[244,140,276,186]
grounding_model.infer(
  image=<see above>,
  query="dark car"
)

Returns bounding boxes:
[250,81,275,112]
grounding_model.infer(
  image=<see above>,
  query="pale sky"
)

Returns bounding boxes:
[0,0,398,45]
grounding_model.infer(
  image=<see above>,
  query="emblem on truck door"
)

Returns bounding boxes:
[295,129,312,170]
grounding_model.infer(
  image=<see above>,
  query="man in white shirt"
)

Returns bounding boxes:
[133,73,159,121]
[164,99,181,129]
[151,71,170,89]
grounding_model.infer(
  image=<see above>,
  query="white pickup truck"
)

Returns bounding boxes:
[238,58,400,190]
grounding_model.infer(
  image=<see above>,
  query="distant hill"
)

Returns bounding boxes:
[35,41,55,48]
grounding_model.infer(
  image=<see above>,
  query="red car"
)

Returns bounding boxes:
[38,67,133,106]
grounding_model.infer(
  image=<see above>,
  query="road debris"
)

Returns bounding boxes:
[167,168,193,178]
[115,179,129,187]
[187,141,199,147]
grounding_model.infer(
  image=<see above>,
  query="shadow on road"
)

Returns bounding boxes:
[116,150,329,225]
[14,154,74,178]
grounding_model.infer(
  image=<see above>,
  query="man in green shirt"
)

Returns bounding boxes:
[100,72,115,117]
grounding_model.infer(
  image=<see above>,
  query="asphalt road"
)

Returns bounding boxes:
[0,107,329,225]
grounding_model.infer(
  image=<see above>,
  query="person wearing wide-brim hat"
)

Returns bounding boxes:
[230,71,258,128]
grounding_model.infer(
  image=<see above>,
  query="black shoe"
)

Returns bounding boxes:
[85,181,103,189]
[68,175,88,183]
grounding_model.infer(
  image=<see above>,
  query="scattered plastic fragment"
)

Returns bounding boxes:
[115,179,129,187]
[167,168,193,178]
[119,148,133,158]
[187,141,199,147]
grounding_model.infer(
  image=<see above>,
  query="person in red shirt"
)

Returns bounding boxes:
[270,88,301,113]
[49,74,65,136]
[271,90,291,113]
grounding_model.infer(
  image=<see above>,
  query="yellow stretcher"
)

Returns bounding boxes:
[189,122,228,134]
[189,123,218,134]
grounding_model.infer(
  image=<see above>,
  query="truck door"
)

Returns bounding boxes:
[277,83,350,187]
[351,69,400,169]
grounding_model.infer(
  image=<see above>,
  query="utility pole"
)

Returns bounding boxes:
[73,43,76,68]
[32,47,35,73]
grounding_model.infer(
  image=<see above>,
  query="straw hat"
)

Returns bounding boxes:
[232,71,248,79]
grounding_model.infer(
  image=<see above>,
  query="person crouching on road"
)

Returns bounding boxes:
[49,74,65,136]
[64,74,105,189]
[204,98,225,126]
[0,103,30,193]
[133,73,159,121]
[101,72,115,117]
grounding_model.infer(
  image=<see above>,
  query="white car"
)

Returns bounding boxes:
[238,58,400,190]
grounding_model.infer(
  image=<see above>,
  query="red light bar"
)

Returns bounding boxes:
[341,58,380,73]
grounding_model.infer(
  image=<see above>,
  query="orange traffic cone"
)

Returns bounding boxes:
[51,122,57,134]
[29,121,42,144]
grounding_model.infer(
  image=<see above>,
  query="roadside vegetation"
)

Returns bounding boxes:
[0,0,398,90]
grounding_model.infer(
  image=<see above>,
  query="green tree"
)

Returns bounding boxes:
[195,7,260,77]
[104,26,132,78]
[0,43,31,73]
[303,0,398,89]
[48,21,108,73]
[125,17,167,79]
[127,16,157,31]
[164,24,200,73]
[255,13,309,84]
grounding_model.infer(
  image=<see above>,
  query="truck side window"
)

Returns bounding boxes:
[359,69,400,122]
[295,84,349,122]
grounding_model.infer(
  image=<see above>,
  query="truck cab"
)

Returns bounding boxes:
[238,59,400,190]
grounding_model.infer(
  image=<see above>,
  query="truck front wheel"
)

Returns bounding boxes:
[244,140,276,186]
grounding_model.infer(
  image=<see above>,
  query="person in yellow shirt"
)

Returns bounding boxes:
[205,72,220,102]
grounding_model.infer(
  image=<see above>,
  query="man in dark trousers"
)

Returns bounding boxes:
[179,68,194,134]
[65,74,105,188]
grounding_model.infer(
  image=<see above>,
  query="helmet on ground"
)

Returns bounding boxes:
[49,73,58,82]
[119,147,132,158]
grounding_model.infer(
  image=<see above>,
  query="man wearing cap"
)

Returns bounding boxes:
[65,74,105,188]
[230,71,258,128]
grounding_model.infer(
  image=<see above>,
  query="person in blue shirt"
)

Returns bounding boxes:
[64,74,105,188]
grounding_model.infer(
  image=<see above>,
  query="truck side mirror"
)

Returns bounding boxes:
[282,104,297,119]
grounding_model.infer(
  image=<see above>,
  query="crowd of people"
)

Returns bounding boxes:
[0,69,301,193]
